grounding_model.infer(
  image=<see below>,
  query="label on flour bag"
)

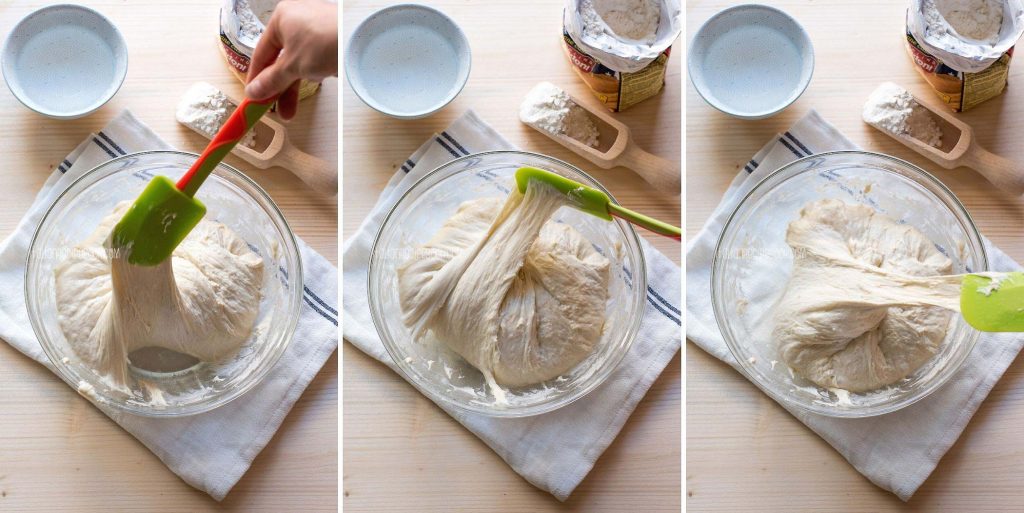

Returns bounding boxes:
[560,1,681,112]
[905,30,1013,112]
[904,7,1017,112]
[562,30,671,112]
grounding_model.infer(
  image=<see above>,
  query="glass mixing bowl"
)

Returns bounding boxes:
[26,151,303,417]
[712,151,987,417]
[368,151,647,417]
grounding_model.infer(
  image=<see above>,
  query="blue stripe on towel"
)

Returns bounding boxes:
[778,137,805,158]
[98,131,127,155]
[744,158,759,174]
[303,296,338,326]
[303,285,338,316]
[92,137,117,158]
[441,131,469,155]
[435,137,461,158]
[784,131,812,155]
[648,285,681,316]
[648,297,680,325]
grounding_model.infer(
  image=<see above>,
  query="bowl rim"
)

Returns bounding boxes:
[344,3,472,120]
[367,149,648,417]
[25,149,304,417]
[711,149,988,417]
[1,3,128,120]
[687,3,815,120]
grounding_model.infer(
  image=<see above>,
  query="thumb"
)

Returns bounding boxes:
[245,56,296,101]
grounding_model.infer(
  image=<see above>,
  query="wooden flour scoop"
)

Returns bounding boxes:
[179,90,338,196]
[871,90,1024,195]
[523,88,680,192]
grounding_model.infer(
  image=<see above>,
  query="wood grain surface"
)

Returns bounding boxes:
[342,0,681,511]
[687,1,1024,511]
[0,1,338,511]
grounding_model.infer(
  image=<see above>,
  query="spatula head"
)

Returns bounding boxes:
[513,167,612,221]
[961,273,1024,332]
[109,175,206,266]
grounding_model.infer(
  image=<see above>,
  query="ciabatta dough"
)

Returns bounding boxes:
[56,203,264,385]
[773,199,960,393]
[397,183,610,389]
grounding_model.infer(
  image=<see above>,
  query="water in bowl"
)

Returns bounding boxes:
[701,24,803,114]
[15,25,117,113]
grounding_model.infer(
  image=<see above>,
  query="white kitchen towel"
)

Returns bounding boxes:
[342,109,681,501]
[0,110,338,500]
[686,109,1024,501]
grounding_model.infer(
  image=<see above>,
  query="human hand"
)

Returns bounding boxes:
[245,0,338,120]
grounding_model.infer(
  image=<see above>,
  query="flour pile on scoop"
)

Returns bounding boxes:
[397,182,610,397]
[772,199,962,393]
[56,202,264,386]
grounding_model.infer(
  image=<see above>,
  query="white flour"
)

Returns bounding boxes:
[581,0,661,44]
[248,0,279,26]
[235,0,278,46]
[519,82,600,147]
[925,0,1004,44]
[862,82,943,148]
[176,82,256,148]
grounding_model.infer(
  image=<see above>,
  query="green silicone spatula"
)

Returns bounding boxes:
[514,166,681,240]
[962,272,1024,332]
[109,96,276,266]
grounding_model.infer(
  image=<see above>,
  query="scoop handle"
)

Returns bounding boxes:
[177,97,276,197]
[608,203,681,240]
[962,145,1024,196]
[615,142,681,193]
[275,144,339,195]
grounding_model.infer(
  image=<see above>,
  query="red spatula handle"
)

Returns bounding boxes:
[176,96,276,197]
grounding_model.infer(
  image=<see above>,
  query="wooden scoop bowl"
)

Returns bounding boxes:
[524,90,680,193]
[875,92,1024,196]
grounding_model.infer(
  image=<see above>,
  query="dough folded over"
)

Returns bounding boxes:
[772,199,960,393]
[56,203,264,385]
[397,183,610,388]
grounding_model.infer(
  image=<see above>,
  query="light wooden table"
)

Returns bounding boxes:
[0,1,338,511]
[342,1,681,511]
[687,1,1024,511]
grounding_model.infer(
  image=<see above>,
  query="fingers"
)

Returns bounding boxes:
[245,55,297,101]
[246,5,286,98]
[277,80,301,120]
